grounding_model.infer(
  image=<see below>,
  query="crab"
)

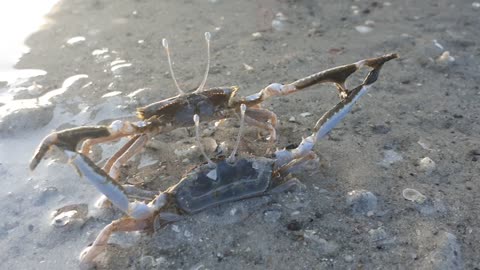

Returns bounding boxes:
[28,32,397,267]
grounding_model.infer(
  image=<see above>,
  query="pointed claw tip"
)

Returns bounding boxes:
[382,53,399,63]
[29,159,39,171]
[162,38,168,48]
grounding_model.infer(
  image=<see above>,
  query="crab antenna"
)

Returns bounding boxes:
[193,114,216,167]
[227,104,247,163]
[194,32,211,93]
[162,38,184,95]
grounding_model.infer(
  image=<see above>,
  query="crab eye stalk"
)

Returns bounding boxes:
[193,114,216,168]
[194,32,211,93]
[162,37,184,95]
[227,103,247,164]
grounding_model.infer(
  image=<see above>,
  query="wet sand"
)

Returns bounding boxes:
[1,0,479,269]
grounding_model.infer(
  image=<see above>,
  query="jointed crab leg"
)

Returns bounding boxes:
[65,150,167,220]
[240,53,398,106]
[244,107,278,141]
[274,53,398,168]
[103,134,149,180]
[226,53,397,142]
[59,149,171,265]
[79,218,150,266]
[102,134,143,175]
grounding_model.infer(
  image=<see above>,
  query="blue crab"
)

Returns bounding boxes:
[29,32,397,266]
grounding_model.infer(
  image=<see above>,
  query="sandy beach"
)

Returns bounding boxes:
[0,0,479,269]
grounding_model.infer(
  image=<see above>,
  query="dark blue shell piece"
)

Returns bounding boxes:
[175,157,274,214]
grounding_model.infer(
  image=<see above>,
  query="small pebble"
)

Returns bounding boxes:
[344,255,354,262]
[52,210,78,227]
[66,36,86,45]
[436,51,455,65]
[288,116,296,122]
[111,63,133,75]
[418,157,436,175]
[300,112,312,117]
[184,230,193,238]
[127,88,149,99]
[417,198,447,216]
[433,39,444,50]
[252,32,262,39]
[290,210,300,216]
[171,225,180,233]
[243,63,254,71]
[369,227,387,241]
[346,190,378,215]
[355,25,373,34]
[402,188,427,204]
[473,2,480,9]
[138,256,166,269]
[61,74,89,93]
[263,210,282,223]
[101,91,122,98]
[371,124,391,134]
[415,40,444,66]
[303,230,339,255]
[286,220,302,231]
[51,204,88,228]
[174,138,217,160]
[417,138,433,150]
[272,12,288,31]
[379,149,403,168]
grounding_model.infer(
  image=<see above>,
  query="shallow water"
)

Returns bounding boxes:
[0,0,59,82]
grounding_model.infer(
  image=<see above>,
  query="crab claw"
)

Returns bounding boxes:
[30,133,60,171]
[29,126,111,171]
[274,53,398,169]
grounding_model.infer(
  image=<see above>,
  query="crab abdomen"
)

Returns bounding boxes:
[174,157,274,214]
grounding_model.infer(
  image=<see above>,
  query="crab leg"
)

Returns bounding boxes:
[241,53,398,106]
[79,217,150,267]
[102,134,143,175]
[64,150,167,219]
[274,54,397,168]
[102,134,149,180]
[65,150,171,265]
[244,107,278,141]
